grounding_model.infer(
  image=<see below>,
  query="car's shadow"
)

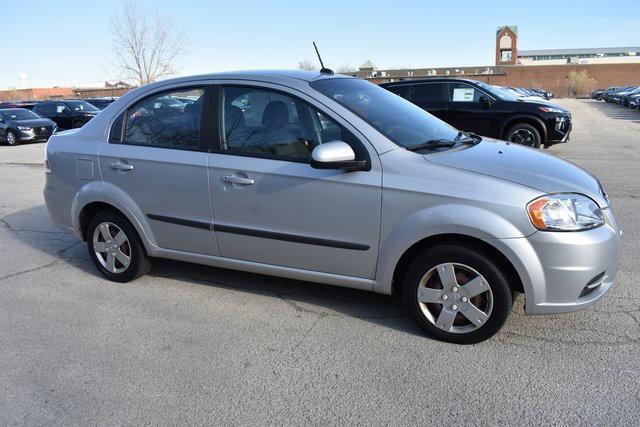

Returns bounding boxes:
[3,204,422,337]
[588,100,640,124]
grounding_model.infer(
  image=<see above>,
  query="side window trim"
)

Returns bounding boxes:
[117,85,209,152]
[213,83,370,169]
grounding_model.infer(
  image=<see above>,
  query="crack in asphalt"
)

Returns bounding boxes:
[0,217,71,237]
[0,241,82,283]
[0,215,82,283]
[0,162,43,168]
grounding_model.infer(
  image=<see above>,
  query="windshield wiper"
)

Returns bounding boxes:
[405,139,457,152]
[406,132,481,152]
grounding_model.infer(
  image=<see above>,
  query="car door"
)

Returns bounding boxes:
[208,83,382,279]
[407,82,448,121]
[445,82,495,137]
[447,82,500,137]
[99,85,219,256]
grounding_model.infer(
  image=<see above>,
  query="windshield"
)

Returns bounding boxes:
[311,78,459,149]
[1,108,40,120]
[65,100,99,112]
[484,85,519,101]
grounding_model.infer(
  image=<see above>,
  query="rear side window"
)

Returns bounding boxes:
[410,83,445,103]
[122,87,205,151]
[35,104,52,114]
[385,85,410,99]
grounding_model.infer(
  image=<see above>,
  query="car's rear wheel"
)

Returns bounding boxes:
[505,123,541,148]
[87,210,151,282]
[6,131,17,146]
[402,244,513,344]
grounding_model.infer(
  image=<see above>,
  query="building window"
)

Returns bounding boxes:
[500,50,512,61]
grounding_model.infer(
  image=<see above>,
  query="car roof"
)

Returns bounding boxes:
[148,69,347,86]
[0,108,30,113]
[380,77,483,86]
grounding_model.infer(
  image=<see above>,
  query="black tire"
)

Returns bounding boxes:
[86,210,151,282]
[505,123,541,148]
[6,131,18,146]
[402,244,513,344]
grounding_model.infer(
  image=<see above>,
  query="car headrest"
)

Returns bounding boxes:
[261,101,289,127]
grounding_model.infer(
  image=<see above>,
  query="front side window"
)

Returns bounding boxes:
[448,83,485,103]
[55,104,70,114]
[220,86,352,162]
[311,78,458,150]
[122,87,204,150]
[65,100,99,112]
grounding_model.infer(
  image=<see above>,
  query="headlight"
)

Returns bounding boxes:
[527,194,604,231]
[18,126,33,131]
[538,106,565,114]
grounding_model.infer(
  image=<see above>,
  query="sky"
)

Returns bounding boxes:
[2,0,639,88]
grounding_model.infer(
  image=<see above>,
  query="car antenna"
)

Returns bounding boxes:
[313,42,334,75]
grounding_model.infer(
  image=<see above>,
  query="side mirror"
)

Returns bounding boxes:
[310,141,366,171]
[479,96,491,109]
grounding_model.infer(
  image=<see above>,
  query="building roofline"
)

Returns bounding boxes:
[519,47,640,56]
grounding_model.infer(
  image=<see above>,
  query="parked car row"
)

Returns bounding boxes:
[381,78,570,149]
[592,86,640,108]
[0,97,117,145]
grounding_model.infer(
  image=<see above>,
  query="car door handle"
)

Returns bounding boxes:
[109,162,134,171]
[222,175,254,185]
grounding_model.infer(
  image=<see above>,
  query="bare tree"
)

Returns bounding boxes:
[297,60,317,71]
[110,1,190,86]
[336,64,357,75]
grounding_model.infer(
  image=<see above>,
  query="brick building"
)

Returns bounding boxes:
[0,81,133,102]
[356,26,640,97]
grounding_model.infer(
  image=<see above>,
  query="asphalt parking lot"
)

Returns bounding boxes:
[0,99,638,424]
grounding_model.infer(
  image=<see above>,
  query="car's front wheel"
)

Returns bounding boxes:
[6,131,18,146]
[87,210,151,282]
[403,244,513,344]
[505,123,541,148]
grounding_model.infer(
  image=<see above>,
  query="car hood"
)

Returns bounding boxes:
[516,97,567,110]
[424,138,607,206]
[12,118,56,127]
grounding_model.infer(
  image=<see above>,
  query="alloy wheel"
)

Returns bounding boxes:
[509,129,536,147]
[6,132,17,145]
[92,222,131,274]
[416,262,494,334]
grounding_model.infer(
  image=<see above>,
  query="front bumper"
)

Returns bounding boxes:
[496,207,620,314]
[18,127,54,142]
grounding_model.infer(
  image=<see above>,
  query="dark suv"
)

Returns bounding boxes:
[33,100,100,130]
[381,78,571,148]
